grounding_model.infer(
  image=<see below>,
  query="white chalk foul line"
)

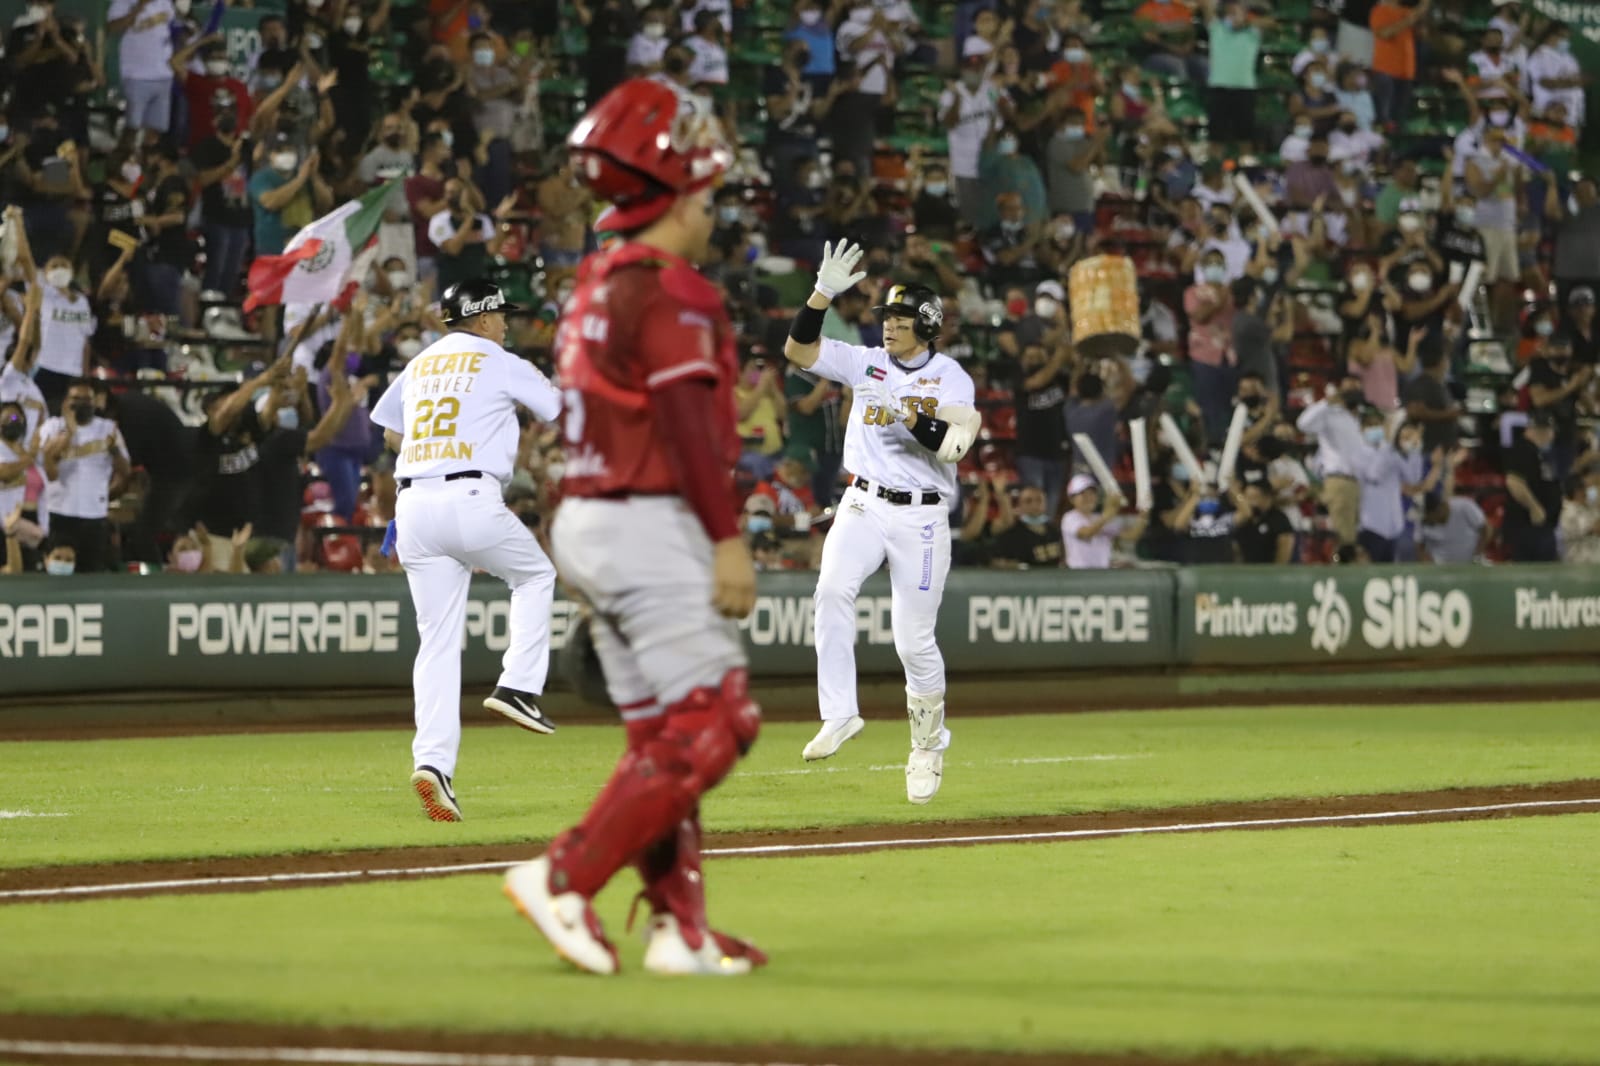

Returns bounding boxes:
[0,810,69,820]
[739,752,1146,778]
[2,797,1596,904]
[0,1040,834,1066]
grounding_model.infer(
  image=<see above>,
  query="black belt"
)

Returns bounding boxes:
[852,477,941,507]
[397,470,483,491]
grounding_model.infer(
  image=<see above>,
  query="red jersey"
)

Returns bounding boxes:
[185,75,253,148]
[557,243,741,498]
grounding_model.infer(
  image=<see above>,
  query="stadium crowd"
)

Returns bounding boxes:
[1,0,1598,577]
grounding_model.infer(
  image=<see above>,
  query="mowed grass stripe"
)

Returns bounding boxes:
[0,817,1597,1064]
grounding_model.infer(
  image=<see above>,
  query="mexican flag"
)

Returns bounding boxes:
[243,181,395,312]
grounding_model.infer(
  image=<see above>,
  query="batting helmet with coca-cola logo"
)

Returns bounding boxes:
[566,77,732,233]
[440,279,518,325]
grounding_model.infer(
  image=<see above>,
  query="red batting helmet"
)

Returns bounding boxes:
[567,77,731,233]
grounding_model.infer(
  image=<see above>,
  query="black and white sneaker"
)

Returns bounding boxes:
[484,686,556,735]
[410,765,462,822]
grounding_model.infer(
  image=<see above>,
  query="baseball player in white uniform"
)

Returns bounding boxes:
[782,242,981,803]
[371,278,563,822]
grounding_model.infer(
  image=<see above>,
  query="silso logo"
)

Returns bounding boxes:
[1361,577,1472,650]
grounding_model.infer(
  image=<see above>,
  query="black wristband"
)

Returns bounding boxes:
[908,415,950,453]
[788,303,826,345]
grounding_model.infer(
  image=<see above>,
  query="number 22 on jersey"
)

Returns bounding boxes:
[863,395,937,426]
[411,397,461,440]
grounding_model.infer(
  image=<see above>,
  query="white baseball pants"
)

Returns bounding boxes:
[397,476,555,777]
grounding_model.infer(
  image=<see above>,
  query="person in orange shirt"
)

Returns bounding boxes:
[1135,0,1209,84]
[1048,30,1103,134]
[1369,0,1428,127]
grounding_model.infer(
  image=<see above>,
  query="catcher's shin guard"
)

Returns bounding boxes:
[548,669,761,898]
[633,810,768,968]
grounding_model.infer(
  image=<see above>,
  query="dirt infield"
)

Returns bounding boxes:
[4,780,1596,904]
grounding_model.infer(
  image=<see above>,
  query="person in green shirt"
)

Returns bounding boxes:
[784,365,846,506]
[1373,159,1420,233]
[1200,0,1274,149]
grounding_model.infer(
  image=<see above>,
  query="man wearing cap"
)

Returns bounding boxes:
[1502,411,1564,561]
[939,36,1008,226]
[1061,473,1142,569]
[370,278,563,822]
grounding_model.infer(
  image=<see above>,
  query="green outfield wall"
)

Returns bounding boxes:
[0,566,1596,696]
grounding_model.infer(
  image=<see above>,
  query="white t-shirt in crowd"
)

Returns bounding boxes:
[37,285,96,377]
[0,363,48,443]
[685,36,729,85]
[370,330,561,483]
[1525,44,1585,128]
[108,0,176,80]
[937,79,1004,180]
[40,414,126,520]
[837,15,897,95]
[626,32,669,70]
[679,0,732,33]
[1060,509,1114,569]
[810,339,975,500]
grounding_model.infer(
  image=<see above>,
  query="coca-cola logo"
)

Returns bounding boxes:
[457,292,504,317]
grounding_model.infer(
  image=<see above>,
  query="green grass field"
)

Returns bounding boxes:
[3,700,1597,870]
[3,699,1598,1064]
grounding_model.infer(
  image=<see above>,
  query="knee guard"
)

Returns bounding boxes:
[655,667,761,795]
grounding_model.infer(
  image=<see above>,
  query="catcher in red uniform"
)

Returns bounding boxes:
[501,78,766,976]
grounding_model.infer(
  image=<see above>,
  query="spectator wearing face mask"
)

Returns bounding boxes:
[192,101,250,285]
[1350,315,1422,413]
[1558,469,1600,564]
[1198,0,1270,149]
[465,31,526,206]
[38,379,131,573]
[909,162,961,242]
[0,402,37,553]
[108,0,177,134]
[1449,89,1526,181]
[1564,287,1598,366]
[981,192,1047,289]
[1184,249,1237,446]
[1392,258,1459,365]
[1232,479,1295,563]
[1372,160,1419,234]
[1292,23,1335,76]
[250,135,332,257]
[255,363,357,569]
[1526,22,1585,134]
[406,133,454,286]
[1284,136,1340,209]
[982,483,1060,569]
[1296,378,1367,553]
[1061,474,1143,569]
[942,38,1009,227]
[358,112,422,282]
[1369,0,1426,128]
[1290,62,1341,139]
[1502,411,1563,561]
[784,0,836,90]
[15,240,93,414]
[171,36,253,148]
[429,177,506,292]
[1011,341,1072,516]
[1045,107,1106,236]
[1351,412,1440,562]
[1419,489,1489,563]
[1334,66,1377,133]
[1527,333,1590,478]
[1467,27,1521,102]
[1329,110,1384,166]
[1228,278,1284,401]
[626,5,670,74]
[1066,370,1122,485]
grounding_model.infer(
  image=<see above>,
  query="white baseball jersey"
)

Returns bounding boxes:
[40,415,126,520]
[1,363,48,443]
[811,338,975,499]
[37,286,96,377]
[370,331,561,483]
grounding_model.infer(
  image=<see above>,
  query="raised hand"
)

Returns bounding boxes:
[231,523,253,549]
[814,240,868,299]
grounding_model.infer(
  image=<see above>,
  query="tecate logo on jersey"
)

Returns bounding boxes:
[968,595,1151,644]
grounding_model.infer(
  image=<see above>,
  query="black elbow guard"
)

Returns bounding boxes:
[788,303,826,345]
[909,415,950,452]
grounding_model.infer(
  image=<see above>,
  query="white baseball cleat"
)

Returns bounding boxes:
[641,914,757,977]
[503,857,619,975]
[802,715,865,761]
[906,748,943,804]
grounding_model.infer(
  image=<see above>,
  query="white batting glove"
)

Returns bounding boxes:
[856,377,906,424]
[814,240,868,299]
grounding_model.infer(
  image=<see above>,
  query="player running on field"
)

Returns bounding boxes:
[370,280,563,823]
[500,78,766,977]
[782,245,981,804]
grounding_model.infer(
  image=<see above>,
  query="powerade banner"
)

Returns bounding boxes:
[1178,566,1600,664]
[0,569,1173,695]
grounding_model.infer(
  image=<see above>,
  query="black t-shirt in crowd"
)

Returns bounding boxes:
[1183,502,1236,564]
[193,135,254,229]
[147,175,195,268]
[1435,216,1487,270]
[913,190,962,242]
[1527,355,1579,444]
[113,388,192,482]
[990,520,1064,567]
[1233,505,1293,563]
[1401,373,1458,453]
[1013,370,1068,460]
[6,26,75,119]
[762,66,817,142]
[256,426,311,541]
[92,181,144,246]
[191,411,265,536]
[1502,437,1562,531]
[1570,323,1599,367]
